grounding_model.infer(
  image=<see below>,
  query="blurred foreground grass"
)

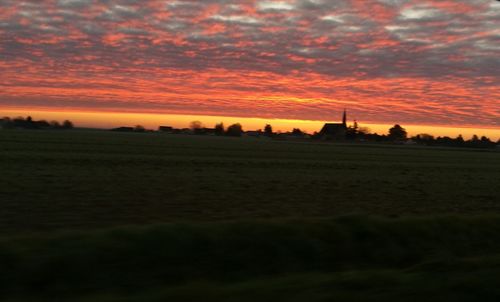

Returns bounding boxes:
[3,216,500,301]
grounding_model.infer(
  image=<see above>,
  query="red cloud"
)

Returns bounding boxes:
[0,0,498,129]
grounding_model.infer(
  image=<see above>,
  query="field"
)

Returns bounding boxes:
[1,130,499,233]
[1,129,500,301]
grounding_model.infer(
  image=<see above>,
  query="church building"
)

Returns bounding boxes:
[319,110,348,140]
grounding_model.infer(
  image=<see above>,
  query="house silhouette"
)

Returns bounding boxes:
[319,110,347,139]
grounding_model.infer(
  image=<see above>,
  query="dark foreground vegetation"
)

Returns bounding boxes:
[0,130,499,300]
[3,216,500,301]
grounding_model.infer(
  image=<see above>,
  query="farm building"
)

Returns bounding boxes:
[319,110,348,140]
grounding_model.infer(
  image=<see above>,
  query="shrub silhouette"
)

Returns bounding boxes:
[226,123,243,137]
[264,124,273,137]
[62,120,74,129]
[215,122,225,136]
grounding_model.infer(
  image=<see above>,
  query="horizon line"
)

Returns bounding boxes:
[1,108,499,140]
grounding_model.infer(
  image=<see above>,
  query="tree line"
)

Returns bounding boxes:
[3,116,497,149]
[0,116,74,130]
[187,120,499,149]
[190,121,243,137]
[189,121,301,137]
[343,123,497,149]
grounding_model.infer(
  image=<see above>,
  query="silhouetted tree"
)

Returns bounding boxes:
[226,123,243,137]
[345,121,369,140]
[190,121,204,134]
[36,120,51,129]
[480,136,494,148]
[388,124,407,141]
[436,136,454,146]
[215,122,224,136]
[264,124,273,137]
[345,126,357,140]
[62,120,74,129]
[463,135,495,148]
[50,121,61,129]
[413,133,435,145]
[190,121,203,130]
[291,128,304,136]
[134,125,145,132]
[26,116,39,129]
[0,116,75,130]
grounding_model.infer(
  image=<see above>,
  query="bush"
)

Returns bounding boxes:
[226,123,243,137]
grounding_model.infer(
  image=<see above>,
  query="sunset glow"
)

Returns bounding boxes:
[0,0,499,137]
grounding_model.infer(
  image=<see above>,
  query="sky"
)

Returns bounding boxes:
[0,0,499,136]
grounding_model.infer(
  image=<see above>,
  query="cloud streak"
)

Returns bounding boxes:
[0,0,499,127]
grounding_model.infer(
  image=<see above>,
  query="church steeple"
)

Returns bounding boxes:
[342,109,347,127]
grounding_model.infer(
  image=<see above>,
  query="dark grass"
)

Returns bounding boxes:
[1,129,500,301]
[3,216,500,301]
[0,129,499,233]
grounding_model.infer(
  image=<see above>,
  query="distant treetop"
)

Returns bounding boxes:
[0,116,75,130]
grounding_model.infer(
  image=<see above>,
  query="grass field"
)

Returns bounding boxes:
[1,129,500,301]
[0,129,499,233]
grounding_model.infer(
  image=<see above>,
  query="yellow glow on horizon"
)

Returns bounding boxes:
[1,109,499,140]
